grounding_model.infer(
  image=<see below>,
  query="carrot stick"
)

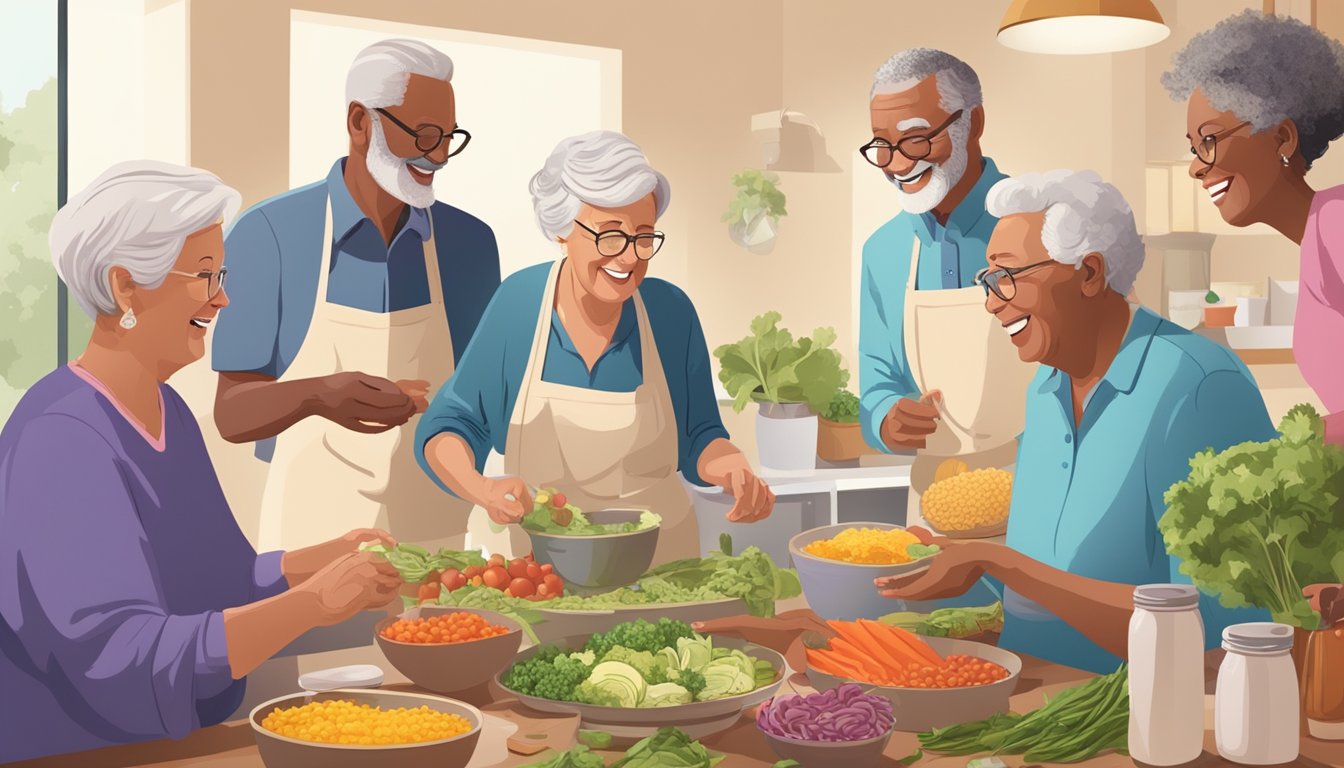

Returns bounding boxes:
[825,637,888,680]
[830,620,908,674]
[853,618,928,669]
[807,649,866,680]
[869,621,943,665]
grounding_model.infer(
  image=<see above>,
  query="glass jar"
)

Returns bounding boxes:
[1129,585,1206,766]
[1216,622,1299,764]
[1304,624,1344,740]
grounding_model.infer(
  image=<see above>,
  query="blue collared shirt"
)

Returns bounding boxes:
[414,263,730,490]
[212,158,501,460]
[858,157,1008,453]
[1000,307,1276,673]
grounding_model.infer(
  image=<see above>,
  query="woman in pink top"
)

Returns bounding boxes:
[1162,10,1344,443]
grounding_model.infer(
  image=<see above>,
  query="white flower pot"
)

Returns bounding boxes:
[755,402,818,472]
[729,211,779,255]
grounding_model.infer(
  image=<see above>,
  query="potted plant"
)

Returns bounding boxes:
[714,312,847,472]
[723,169,787,255]
[1203,289,1236,327]
[816,390,873,463]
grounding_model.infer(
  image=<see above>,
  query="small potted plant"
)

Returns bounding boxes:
[1203,289,1236,327]
[715,312,847,472]
[816,390,872,463]
[723,169,787,255]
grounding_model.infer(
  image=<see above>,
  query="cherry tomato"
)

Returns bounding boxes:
[509,578,536,598]
[508,559,530,580]
[552,492,567,508]
[489,554,506,568]
[540,563,554,575]
[440,568,460,587]
[525,563,543,581]
[447,573,467,591]
[483,566,509,589]
[537,582,552,597]
[543,574,564,595]
[417,582,441,600]
[463,565,482,579]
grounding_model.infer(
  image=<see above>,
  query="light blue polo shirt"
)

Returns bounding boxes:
[1000,307,1276,673]
[212,158,501,461]
[858,157,1008,453]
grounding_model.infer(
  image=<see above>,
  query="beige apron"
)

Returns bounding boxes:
[902,237,1037,530]
[502,260,697,565]
[256,198,471,551]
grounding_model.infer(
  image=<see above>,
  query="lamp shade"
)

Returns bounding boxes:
[998,0,1170,54]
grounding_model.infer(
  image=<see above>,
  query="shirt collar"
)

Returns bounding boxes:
[914,156,1005,240]
[326,157,431,245]
[1039,304,1160,397]
[550,295,640,356]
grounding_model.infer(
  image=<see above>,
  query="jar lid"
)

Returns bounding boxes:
[1222,623,1294,654]
[1133,584,1199,610]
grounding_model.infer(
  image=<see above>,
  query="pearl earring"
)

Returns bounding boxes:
[119,307,137,330]
[1282,154,1291,167]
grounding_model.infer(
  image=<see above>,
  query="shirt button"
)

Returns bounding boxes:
[946,269,954,275]
[1061,461,1070,469]
[1064,434,1073,444]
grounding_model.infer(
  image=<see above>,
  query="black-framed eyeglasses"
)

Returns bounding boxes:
[375,107,471,157]
[1191,120,1250,166]
[573,220,665,260]
[168,267,228,299]
[860,110,964,168]
[974,260,1055,302]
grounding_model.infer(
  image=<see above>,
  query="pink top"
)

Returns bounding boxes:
[1295,184,1344,443]
[67,363,167,452]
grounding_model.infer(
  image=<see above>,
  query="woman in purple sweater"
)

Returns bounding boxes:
[0,161,404,763]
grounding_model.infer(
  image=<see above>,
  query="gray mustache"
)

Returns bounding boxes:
[407,155,447,172]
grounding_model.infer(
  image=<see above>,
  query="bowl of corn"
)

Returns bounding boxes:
[919,463,1012,539]
[788,524,939,621]
[250,689,481,768]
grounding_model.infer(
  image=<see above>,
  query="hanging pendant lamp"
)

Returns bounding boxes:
[998,0,1170,55]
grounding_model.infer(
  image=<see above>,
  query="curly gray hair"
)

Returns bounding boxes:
[1161,10,1344,168]
[528,131,670,242]
[871,48,982,112]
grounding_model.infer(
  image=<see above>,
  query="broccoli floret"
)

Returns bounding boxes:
[505,651,592,701]
[585,619,688,657]
[676,668,707,698]
[655,617,695,649]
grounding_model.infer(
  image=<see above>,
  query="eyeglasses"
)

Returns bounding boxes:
[169,267,227,299]
[974,260,1056,302]
[573,220,665,260]
[859,110,964,168]
[374,108,471,157]
[1191,121,1250,166]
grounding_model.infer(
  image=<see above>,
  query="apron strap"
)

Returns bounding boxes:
[314,196,337,317]
[630,289,671,403]
[421,210,445,307]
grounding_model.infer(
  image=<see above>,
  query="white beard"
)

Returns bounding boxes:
[366,117,437,209]
[889,118,971,215]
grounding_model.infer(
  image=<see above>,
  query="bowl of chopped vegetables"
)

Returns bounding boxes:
[249,689,481,768]
[788,524,940,621]
[373,606,523,694]
[757,684,895,767]
[496,618,785,739]
[522,489,661,590]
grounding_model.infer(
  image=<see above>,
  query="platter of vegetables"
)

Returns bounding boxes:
[498,618,785,731]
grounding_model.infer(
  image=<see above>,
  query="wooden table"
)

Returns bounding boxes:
[12,653,1344,768]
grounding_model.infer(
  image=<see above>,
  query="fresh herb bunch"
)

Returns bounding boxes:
[714,311,849,414]
[823,390,861,423]
[1160,404,1344,629]
[722,169,787,225]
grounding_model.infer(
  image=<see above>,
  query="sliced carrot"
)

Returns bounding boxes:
[863,620,944,666]
[807,649,863,679]
[851,619,926,670]
[824,637,888,680]
[830,621,907,675]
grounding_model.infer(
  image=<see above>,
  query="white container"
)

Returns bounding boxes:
[1268,279,1299,326]
[755,402,818,472]
[1216,623,1300,765]
[1235,297,1269,327]
[1168,289,1208,330]
[1128,584,1207,766]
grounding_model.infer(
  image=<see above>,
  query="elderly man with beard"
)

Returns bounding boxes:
[211,39,500,552]
[857,50,1036,609]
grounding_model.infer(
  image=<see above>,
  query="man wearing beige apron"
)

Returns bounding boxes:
[857,50,1036,607]
[210,40,499,552]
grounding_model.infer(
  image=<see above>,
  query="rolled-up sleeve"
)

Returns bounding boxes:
[252,551,288,600]
[859,234,919,453]
[213,208,283,377]
[0,416,237,741]
[664,289,730,487]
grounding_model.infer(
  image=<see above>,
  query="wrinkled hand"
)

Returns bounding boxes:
[881,391,942,450]
[396,379,432,414]
[301,551,403,626]
[316,372,418,433]
[875,536,999,602]
[478,476,532,525]
[723,464,774,523]
[692,610,836,671]
[282,528,396,585]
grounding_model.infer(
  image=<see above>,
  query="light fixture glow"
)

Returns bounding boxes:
[998,0,1170,55]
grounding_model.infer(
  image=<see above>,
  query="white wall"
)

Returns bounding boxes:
[288,10,621,279]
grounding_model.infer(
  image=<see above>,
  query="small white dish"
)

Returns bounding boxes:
[297,664,385,693]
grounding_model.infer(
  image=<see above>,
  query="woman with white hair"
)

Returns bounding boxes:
[876,170,1275,675]
[418,131,773,563]
[0,161,402,763]
[1163,10,1344,443]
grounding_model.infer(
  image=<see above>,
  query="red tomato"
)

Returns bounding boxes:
[483,566,509,589]
[543,574,564,595]
[525,563,543,581]
[489,554,506,568]
[508,559,530,580]
[524,552,535,562]
[537,582,552,597]
[552,493,567,508]
[540,564,554,575]
[448,573,467,591]
[426,570,442,584]
[509,578,536,598]
[417,582,441,600]
[440,568,460,587]
[463,565,482,579]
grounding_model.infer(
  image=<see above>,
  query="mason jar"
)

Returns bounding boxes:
[1129,584,1206,766]
[1216,622,1300,764]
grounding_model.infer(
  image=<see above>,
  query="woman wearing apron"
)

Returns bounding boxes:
[416,131,773,564]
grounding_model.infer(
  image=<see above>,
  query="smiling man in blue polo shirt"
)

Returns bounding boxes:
[877,170,1274,674]
[210,39,500,552]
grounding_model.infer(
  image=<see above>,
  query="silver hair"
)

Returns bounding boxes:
[986,170,1145,296]
[871,48,983,113]
[1162,10,1344,168]
[528,130,671,242]
[346,38,454,109]
[49,160,241,318]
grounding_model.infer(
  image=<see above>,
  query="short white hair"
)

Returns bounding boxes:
[528,130,671,242]
[986,170,1144,295]
[871,48,983,113]
[49,160,241,318]
[346,39,454,109]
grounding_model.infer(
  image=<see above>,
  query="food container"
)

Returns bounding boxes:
[1204,305,1237,328]
[249,689,481,768]
[816,418,873,463]
[1215,623,1299,764]
[761,728,893,768]
[1301,586,1344,740]
[1268,279,1299,326]
[789,524,936,621]
[373,607,522,694]
[1234,297,1269,327]
[804,636,1022,732]
[527,509,659,590]
[1168,290,1208,330]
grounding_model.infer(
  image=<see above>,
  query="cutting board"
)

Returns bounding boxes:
[482,701,580,757]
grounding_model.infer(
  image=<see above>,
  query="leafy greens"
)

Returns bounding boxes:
[714,311,848,414]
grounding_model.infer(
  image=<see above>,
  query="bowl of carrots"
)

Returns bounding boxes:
[803,618,1021,732]
[374,607,523,695]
